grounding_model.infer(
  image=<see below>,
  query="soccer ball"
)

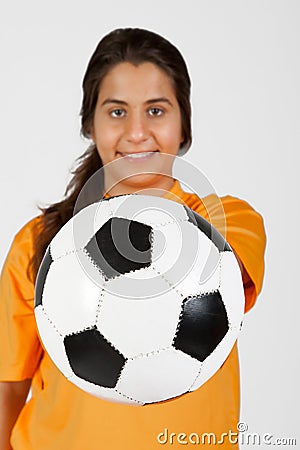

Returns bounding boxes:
[34,194,244,405]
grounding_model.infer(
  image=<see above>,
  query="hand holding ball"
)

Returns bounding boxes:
[34,194,244,405]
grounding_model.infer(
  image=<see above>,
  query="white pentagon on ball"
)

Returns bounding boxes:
[34,194,245,405]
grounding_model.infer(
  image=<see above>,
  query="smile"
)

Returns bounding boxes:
[116,151,159,160]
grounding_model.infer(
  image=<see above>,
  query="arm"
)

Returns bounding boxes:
[0,219,44,449]
[0,379,31,450]
[198,193,266,311]
[233,250,253,289]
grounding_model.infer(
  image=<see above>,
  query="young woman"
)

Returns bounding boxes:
[0,28,266,449]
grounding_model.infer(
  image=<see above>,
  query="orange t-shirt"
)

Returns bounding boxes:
[0,181,266,449]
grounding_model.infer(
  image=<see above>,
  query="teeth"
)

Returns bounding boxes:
[122,151,156,158]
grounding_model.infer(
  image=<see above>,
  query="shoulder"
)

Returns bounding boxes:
[182,190,264,219]
[182,190,266,248]
[219,194,263,213]
[14,216,42,241]
[218,195,266,235]
[5,216,43,266]
[13,216,42,245]
[0,216,43,306]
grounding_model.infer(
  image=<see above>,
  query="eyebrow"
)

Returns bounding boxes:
[100,97,173,107]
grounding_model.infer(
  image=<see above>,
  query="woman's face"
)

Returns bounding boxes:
[91,61,183,196]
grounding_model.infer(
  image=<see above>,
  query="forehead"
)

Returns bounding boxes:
[98,62,176,101]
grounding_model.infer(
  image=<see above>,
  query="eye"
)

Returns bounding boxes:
[148,107,163,117]
[110,109,126,118]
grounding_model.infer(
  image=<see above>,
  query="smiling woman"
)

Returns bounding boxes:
[91,61,183,195]
[0,27,266,450]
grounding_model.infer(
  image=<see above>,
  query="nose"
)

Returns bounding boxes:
[125,112,150,144]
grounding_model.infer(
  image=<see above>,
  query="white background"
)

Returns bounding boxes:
[1,1,299,448]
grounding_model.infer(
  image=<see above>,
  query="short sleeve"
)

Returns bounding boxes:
[0,218,43,381]
[202,194,266,313]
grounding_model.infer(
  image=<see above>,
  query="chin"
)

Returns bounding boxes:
[123,173,164,189]
[108,173,172,196]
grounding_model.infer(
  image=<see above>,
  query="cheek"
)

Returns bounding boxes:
[94,123,119,152]
[158,120,182,151]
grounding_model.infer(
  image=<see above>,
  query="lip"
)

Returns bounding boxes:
[116,150,159,161]
[116,150,159,156]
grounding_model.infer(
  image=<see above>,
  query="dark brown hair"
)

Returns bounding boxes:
[29,27,192,281]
